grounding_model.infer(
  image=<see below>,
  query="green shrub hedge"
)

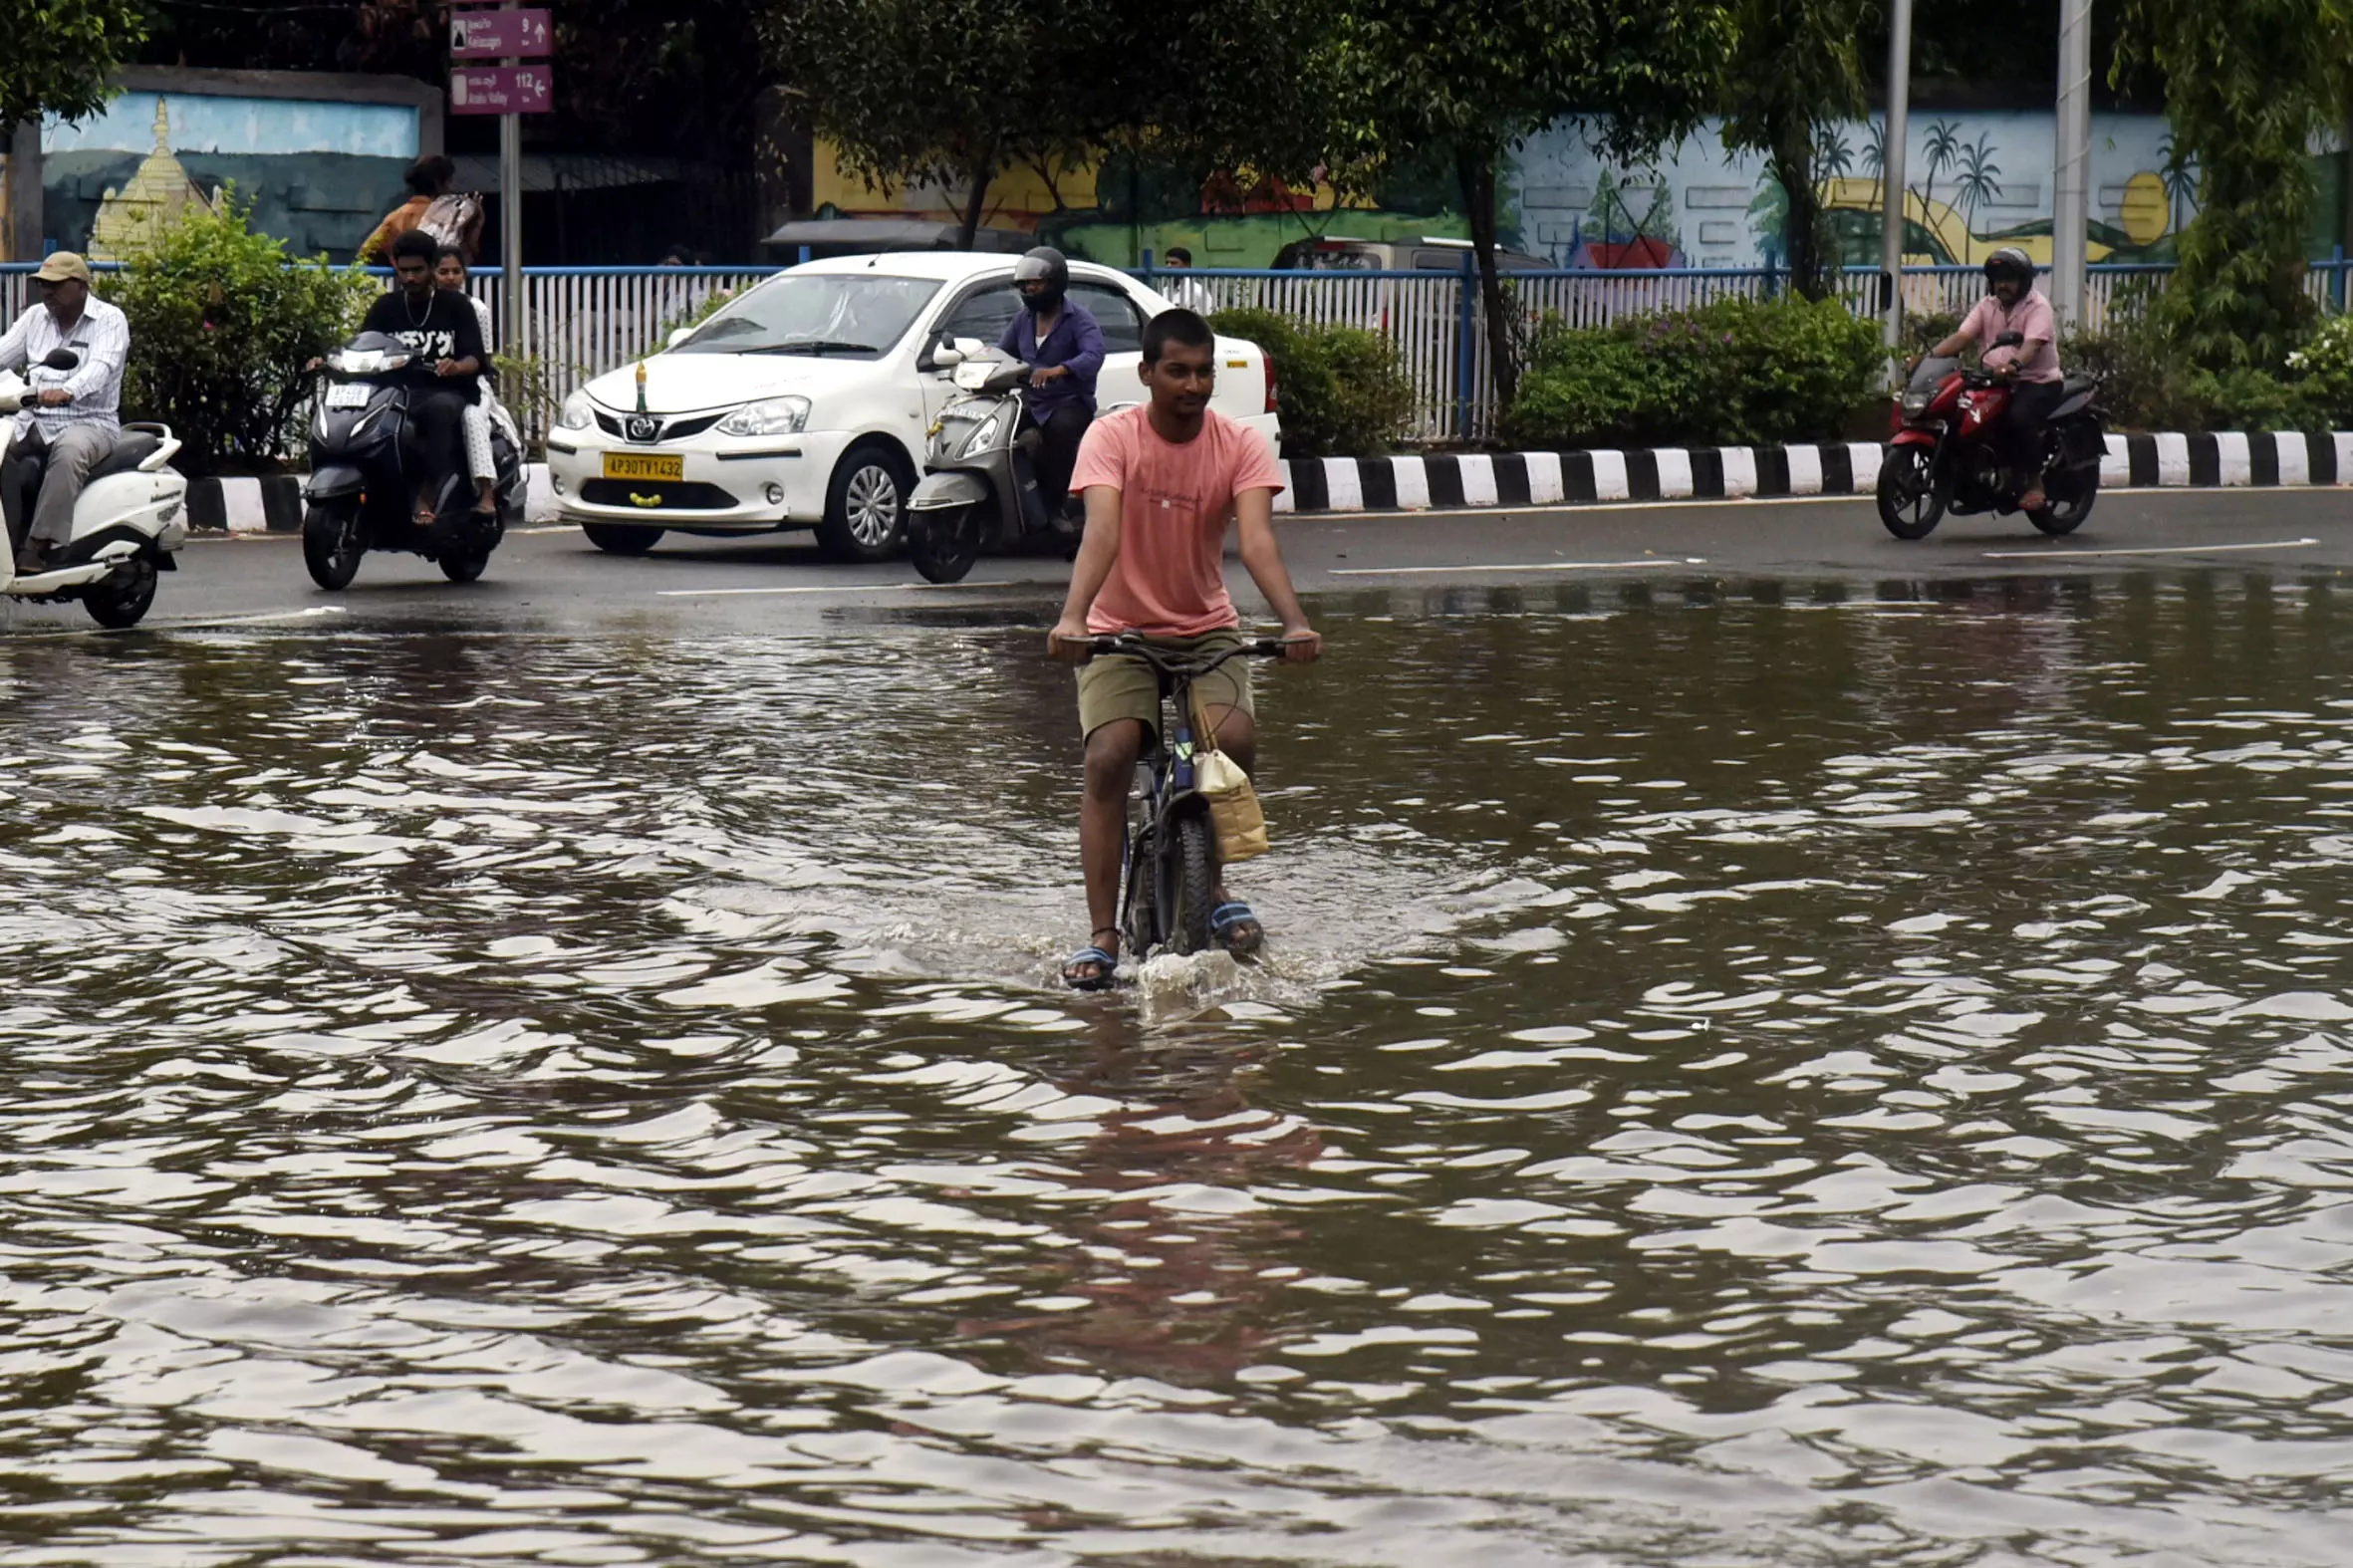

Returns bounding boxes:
[1207,307,1416,458]
[1500,295,1885,451]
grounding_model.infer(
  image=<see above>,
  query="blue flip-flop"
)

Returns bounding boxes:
[1211,901,1264,957]
[1062,938,1119,991]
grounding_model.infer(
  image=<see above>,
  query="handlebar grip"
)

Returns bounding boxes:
[1245,639,1287,656]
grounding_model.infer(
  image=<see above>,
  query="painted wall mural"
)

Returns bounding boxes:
[44,90,422,262]
[811,110,2346,272]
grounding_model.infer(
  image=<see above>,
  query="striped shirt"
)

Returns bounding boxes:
[0,296,130,435]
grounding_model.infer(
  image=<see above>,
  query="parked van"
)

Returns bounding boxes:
[1270,235,1552,272]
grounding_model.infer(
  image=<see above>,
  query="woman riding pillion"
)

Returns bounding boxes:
[1921,246,2065,511]
[1048,308,1321,991]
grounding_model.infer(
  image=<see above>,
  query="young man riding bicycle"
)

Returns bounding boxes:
[1048,308,1322,990]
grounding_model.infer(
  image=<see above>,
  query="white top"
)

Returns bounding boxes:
[0,296,130,435]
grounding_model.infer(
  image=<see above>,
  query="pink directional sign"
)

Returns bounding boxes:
[451,9,551,59]
[450,65,553,115]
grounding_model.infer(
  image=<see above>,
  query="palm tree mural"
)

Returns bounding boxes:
[1954,132,2003,243]
[1862,118,1888,213]
[1817,123,1854,184]
[2158,130,2198,237]
[1918,119,1963,255]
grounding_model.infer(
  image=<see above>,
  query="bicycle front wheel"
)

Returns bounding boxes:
[1170,816,1216,955]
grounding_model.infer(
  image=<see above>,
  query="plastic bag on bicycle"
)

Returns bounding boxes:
[1192,692,1268,861]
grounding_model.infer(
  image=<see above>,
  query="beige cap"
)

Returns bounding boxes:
[34,252,92,285]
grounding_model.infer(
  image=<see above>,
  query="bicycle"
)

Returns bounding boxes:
[1087,633,1287,961]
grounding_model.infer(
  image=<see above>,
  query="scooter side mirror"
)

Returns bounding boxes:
[42,349,78,372]
[1991,331,2024,350]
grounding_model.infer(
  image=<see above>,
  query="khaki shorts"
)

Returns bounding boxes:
[1077,629,1254,741]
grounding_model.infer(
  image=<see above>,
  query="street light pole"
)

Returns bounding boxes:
[2052,0,2092,329]
[500,0,524,363]
[1881,0,1912,350]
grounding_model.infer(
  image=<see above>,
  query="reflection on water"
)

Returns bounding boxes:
[3,573,2352,1565]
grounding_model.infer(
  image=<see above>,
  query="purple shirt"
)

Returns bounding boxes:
[996,301,1103,415]
[1960,289,2062,384]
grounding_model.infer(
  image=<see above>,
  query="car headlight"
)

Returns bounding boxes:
[717,396,811,437]
[961,414,1002,455]
[557,392,594,430]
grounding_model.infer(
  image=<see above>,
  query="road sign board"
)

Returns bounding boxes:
[450,65,553,115]
[451,8,551,59]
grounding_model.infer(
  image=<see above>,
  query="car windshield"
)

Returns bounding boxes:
[673,274,942,358]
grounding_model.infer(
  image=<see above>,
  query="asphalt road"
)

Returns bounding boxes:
[8,486,2351,639]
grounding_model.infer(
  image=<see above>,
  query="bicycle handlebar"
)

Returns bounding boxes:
[1082,634,1289,673]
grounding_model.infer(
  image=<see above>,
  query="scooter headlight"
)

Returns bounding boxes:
[717,396,811,437]
[961,414,1003,456]
[327,347,411,377]
[556,392,594,430]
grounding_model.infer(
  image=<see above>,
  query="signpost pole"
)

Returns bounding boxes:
[500,0,524,365]
[2052,0,2092,331]
[1881,0,1912,352]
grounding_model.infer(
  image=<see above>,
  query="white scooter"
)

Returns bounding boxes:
[0,349,188,628]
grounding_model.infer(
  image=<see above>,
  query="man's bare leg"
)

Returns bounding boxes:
[1071,718,1146,986]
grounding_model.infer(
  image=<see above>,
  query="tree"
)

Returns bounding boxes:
[762,0,1338,252]
[2157,129,2198,242]
[1954,133,2002,239]
[2117,0,2353,368]
[1717,0,1867,301]
[1919,120,1962,239]
[1325,0,1732,405]
[0,0,146,129]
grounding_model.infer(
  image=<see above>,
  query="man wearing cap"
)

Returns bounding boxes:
[0,253,131,573]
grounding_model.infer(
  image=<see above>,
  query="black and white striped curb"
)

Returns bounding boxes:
[1269,432,2353,514]
[189,467,560,532]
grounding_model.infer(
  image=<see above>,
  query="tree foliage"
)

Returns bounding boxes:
[1322,0,1732,403]
[760,0,1337,250]
[2116,0,2353,368]
[0,0,147,128]
[1717,0,1869,303]
[105,194,377,477]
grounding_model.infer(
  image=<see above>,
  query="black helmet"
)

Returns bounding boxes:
[1014,246,1068,313]
[1983,245,2034,290]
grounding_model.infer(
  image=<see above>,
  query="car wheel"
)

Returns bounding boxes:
[817,441,913,563]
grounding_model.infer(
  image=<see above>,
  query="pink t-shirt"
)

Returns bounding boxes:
[1071,405,1285,638]
[1960,289,2063,383]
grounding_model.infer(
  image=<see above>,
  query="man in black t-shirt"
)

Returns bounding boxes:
[361,229,494,524]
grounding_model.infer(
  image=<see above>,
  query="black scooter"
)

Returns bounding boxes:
[302,331,525,589]
[906,341,1090,584]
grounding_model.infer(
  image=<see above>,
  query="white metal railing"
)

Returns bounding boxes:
[12,259,2353,448]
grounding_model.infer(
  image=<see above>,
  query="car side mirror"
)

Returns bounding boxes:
[666,326,694,351]
[933,338,965,368]
[953,337,986,360]
[42,348,78,371]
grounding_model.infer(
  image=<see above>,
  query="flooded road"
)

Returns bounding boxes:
[3,570,2351,1566]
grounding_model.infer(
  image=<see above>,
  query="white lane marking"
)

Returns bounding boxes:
[1331,558,1708,577]
[654,580,1017,597]
[1981,537,2320,561]
[2,605,349,641]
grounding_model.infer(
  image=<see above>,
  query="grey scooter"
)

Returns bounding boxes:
[906,339,1086,584]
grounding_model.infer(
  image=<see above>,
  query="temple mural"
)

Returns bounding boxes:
[809,111,2348,271]
[44,89,422,262]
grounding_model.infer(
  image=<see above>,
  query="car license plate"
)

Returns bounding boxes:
[324,383,371,409]
[604,452,683,481]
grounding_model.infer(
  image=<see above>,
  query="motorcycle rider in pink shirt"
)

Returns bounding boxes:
[1924,246,2063,511]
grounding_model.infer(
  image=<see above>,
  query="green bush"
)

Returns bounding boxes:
[1500,295,1883,451]
[2286,313,2353,427]
[1207,306,1415,457]
[102,191,377,477]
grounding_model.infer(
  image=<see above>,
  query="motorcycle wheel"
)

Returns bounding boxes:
[583,523,662,556]
[2028,471,2098,536]
[303,501,365,590]
[83,555,157,629]
[1876,447,1945,540]
[440,548,492,583]
[1168,815,1217,957]
[908,503,982,584]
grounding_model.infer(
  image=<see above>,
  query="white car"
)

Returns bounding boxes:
[546,253,1282,561]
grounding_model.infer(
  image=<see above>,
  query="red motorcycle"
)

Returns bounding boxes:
[1877,331,2105,540]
